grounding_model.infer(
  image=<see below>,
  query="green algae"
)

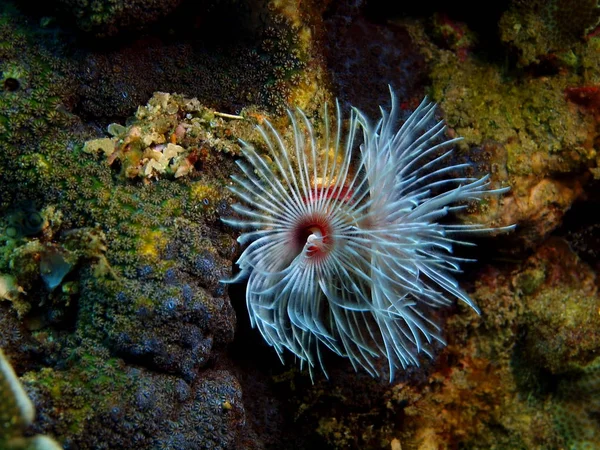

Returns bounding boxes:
[553,356,600,449]
[499,0,600,67]
[430,56,596,177]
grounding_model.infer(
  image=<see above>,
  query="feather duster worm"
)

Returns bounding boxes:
[224,88,512,380]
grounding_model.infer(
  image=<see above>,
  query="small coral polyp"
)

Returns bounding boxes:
[225,87,511,380]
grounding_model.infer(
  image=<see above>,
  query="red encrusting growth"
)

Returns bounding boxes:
[565,85,600,116]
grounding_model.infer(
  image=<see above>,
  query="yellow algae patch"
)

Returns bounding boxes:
[138,229,167,260]
[271,0,303,28]
[190,182,221,205]
[83,138,115,157]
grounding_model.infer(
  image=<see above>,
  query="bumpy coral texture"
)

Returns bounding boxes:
[226,88,510,380]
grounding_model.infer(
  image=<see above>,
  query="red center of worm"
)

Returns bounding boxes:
[291,212,332,259]
[292,185,355,259]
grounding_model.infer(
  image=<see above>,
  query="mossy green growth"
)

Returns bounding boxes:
[524,285,600,371]
[579,35,600,85]
[499,0,600,67]
[429,55,596,178]
[553,356,600,449]
[518,241,600,374]
[513,267,546,295]
[22,350,130,438]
